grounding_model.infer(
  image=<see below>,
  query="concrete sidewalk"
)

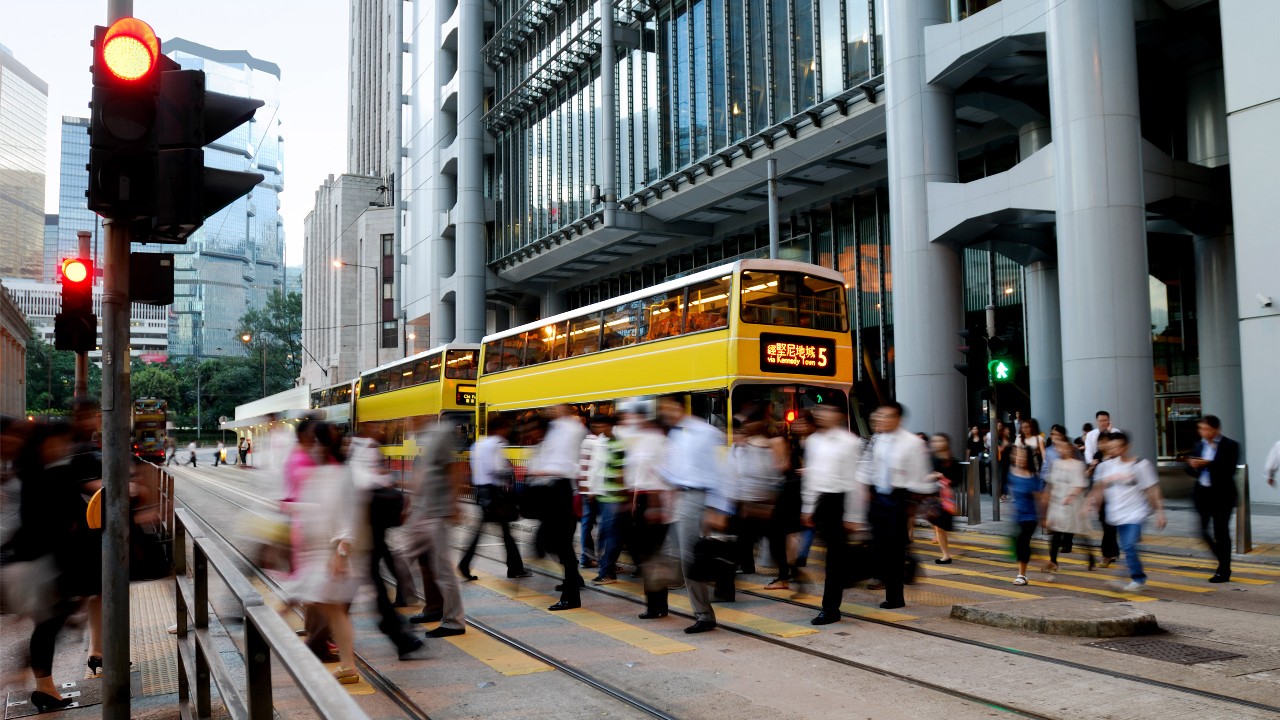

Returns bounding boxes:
[949,494,1280,564]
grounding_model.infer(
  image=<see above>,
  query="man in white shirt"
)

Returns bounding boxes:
[1084,411,1121,563]
[801,403,864,625]
[1083,410,1117,467]
[459,414,528,580]
[1088,432,1166,592]
[528,404,588,610]
[858,401,932,610]
[185,440,198,467]
[618,398,675,619]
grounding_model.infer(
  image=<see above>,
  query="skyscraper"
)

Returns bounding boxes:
[0,45,47,281]
[161,39,285,358]
[347,0,402,186]
[53,116,97,280]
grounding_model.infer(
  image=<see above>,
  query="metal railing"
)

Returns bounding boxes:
[172,505,371,720]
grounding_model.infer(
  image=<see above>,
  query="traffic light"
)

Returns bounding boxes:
[149,66,265,242]
[985,334,1016,383]
[55,258,97,352]
[988,358,1015,383]
[954,328,976,375]
[88,18,169,220]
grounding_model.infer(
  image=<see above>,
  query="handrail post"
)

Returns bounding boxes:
[245,615,273,719]
[1237,464,1252,555]
[194,545,211,719]
[967,459,981,525]
[175,515,189,708]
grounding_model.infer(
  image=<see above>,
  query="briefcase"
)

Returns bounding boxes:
[689,536,737,582]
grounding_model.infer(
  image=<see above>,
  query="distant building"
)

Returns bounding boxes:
[0,46,47,281]
[301,174,400,389]
[0,281,32,417]
[284,266,303,295]
[51,116,100,282]
[347,0,401,186]
[2,278,168,362]
[42,214,58,282]
[162,39,285,359]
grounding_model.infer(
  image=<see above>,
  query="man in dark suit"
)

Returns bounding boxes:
[1186,415,1240,582]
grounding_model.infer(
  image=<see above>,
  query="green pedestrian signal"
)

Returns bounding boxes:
[988,359,1014,382]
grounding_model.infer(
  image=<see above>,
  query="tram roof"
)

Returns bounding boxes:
[484,258,845,344]
[359,341,482,378]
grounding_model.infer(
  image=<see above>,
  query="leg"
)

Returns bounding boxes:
[425,519,467,630]
[498,521,526,574]
[417,551,444,616]
[871,494,906,607]
[936,528,951,561]
[1099,500,1119,561]
[1194,487,1216,556]
[369,527,411,646]
[319,603,357,673]
[303,604,333,658]
[579,497,598,567]
[549,479,583,605]
[677,490,714,623]
[1049,532,1062,565]
[390,551,416,604]
[457,521,483,575]
[766,511,792,582]
[1212,504,1233,578]
[596,503,622,580]
[1016,521,1035,578]
[794,527,815,567]
[29,603,73,695]
[816,494,848,615]
[1117,523,1145,583]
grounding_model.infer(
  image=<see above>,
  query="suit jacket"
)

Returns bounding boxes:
[1187,436,1240,507]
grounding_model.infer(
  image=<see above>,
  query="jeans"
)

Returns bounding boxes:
[1116,523,1145,582]
[595,501,629,579]
[794,527,816,564]
[579,496,599,565]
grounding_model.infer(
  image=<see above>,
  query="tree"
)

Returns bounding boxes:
[25,324,101,413]
[237,290,302,398]
[131,360,180,405]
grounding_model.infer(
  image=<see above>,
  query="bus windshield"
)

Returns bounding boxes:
[739,270,848,332]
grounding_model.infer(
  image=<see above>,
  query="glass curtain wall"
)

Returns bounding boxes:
[491,0,879,260]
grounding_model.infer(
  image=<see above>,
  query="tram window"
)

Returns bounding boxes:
[802,276,849,332]
[446,349,478,379]
[644,293,684,340]
[602,303,640,348]
[336,385,350,404]
[413,360,429,384]
[686,276,730,331]
[519,330,547,367]
[427,353,443,381]
[567,313,603,357]
[390,366,406,390]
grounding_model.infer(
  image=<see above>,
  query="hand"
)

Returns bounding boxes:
[329,551,349,577]
[800,513,814,528]
[1155,510,1167,531]
[1187,458,1207,470]
[1269,476,1276,487]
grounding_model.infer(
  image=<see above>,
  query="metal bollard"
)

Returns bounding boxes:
[1236,464,1252,555]
[966,460,981,525]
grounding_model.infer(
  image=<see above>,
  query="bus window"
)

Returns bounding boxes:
[427,353,443,381]
[602,303,639,348]
[519,330,547,366]
[740,271,847,331]
[644,293,683,340]
[445,349,478,379]
[390,365,407,390]
[542,321,569,361]
[801,275,849,332]
[337,385,350,404]
[411,360,427,384]
[567,313,602,357]
[687,276,730,331]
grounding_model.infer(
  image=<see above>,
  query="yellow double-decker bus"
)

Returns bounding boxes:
[354,343,481,460]
[477,259,853,437]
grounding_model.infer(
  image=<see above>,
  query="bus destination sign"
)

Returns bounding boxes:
[457,385,477,406]
[759,333,837,376]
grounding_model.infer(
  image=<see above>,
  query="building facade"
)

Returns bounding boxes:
[0,45,47,281]
[348,0,404,184]
[0,282,32,417]
[2,278,169,361]
[51,116,99,282]
[300,174,402,389]
[42,213,58,282]
[162,39,285,359]
[401,0,1280,502]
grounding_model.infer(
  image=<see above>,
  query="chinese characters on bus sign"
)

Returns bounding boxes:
[457,385,477,406]
[759,333,837,377]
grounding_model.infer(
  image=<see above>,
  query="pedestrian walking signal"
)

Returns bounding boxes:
[988,359,1014,383]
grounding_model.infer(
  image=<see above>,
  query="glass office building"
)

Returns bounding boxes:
[0,45,47,281]
[162,39,285,358]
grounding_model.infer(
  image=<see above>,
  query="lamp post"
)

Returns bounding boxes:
[333,259,381,368]
[241,332,267,398]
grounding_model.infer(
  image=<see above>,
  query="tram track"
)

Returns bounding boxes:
[173,471,677,720]
[175,470,1280,717]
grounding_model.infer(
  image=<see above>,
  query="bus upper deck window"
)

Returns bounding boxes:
[687,277,730,331]
[446,349,478,379]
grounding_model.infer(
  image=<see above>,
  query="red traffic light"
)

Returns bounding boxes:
[101,17,159,81]
[62,258,90,284]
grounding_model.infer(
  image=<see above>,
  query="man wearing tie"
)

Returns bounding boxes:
[1185,415,1240,583]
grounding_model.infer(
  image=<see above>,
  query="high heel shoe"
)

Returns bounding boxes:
[30,690,74,712]
[87,655,102,675]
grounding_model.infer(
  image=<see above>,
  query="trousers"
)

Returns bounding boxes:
[404,516,466,629]
[1194,485,1234,576]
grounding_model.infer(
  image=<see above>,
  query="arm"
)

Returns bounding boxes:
[1146,484,1167,530]
[1210,438,1240,486]
[1267,442,1280,486]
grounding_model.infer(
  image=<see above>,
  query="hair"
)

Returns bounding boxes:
[931,432,951,447]
[879,401,905,418]
[1107,431,1129,446]
[588,414,617,426]
[1082,422,1094,434]
[1199,415,1221,430]
[312,421,346,463]
[1050,424,1069,439]
[295,417,317,441]
[1010,445,1030,469]
[658,392,687,406]
[1095,410,1110,420]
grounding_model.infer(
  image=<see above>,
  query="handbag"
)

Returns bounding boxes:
[921,496,949,526]
[478,485,518,523]
[369,485,407,528]
[688,536,737,582]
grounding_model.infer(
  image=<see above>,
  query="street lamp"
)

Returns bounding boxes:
[241,332,267,398]
[333,259,381,367]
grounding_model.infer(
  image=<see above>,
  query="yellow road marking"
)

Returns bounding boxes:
[738,581,918,622]
[247,576,305,633]
[472,574,695,655]
[916,548,1213,593]
[914,576,1039,600]
[924,563,1155,602]
[443,632,553,676]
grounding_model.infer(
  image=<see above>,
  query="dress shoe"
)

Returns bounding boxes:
[30,691,74,712]
[638,609,669,619]
[933,557,952,565]
[397,636,426,660]
[879,600,906,610]
[507,570,533,578]
[811,612,840,626]
[548,600,581,611]
[1209,574,1230,583]
[457,566,479,581]
[409,610,444,624]
[425,626,466,638]
[711,594,735,603]
[580,559,598,569]
[683,620,717,634]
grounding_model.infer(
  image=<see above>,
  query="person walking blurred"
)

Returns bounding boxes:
[658,393,733,633]
[802,403,863,625]
[1015,419,1045,475]
[927,433,960,565]
[458,414,527,580]
[1186,415,1240,582]
[402,422,468,638]
[1084,411,1121,565]
[618,398,676,619]
[213,440,226,467]
[1266,439,1280,488]
[1006,446,1044,586]
[283,421,362,684]
[1043,431,1094,578]
[787,410,817,569]
[185,440,198,467]
[587,415,629,584]
[1089,432,1166,592]
[527,404,587,610]
[728,405,788,586]
[859,402,930,610]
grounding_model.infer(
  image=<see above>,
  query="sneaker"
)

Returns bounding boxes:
[591,576,617,585]
[1012,575,1028,586]
[1122,581,1146,593]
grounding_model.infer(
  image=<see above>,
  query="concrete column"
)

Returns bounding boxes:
[455,0,488,343]
[1048,0,1155,461]
[429,0,451,348]
[1194,232,1244,440]
[1025,261,1064,427]
[885,0,966,437]
[1017,119,1051,161]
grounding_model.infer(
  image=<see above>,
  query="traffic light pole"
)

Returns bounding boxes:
[102,5,133,719]
[986,300,1001,523]
[75,231,92,400]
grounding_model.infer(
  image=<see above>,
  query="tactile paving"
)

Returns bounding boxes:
[128,579,179,695]
[4,679,101,718]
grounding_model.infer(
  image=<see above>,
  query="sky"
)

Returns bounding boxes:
[3,0,349,267]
